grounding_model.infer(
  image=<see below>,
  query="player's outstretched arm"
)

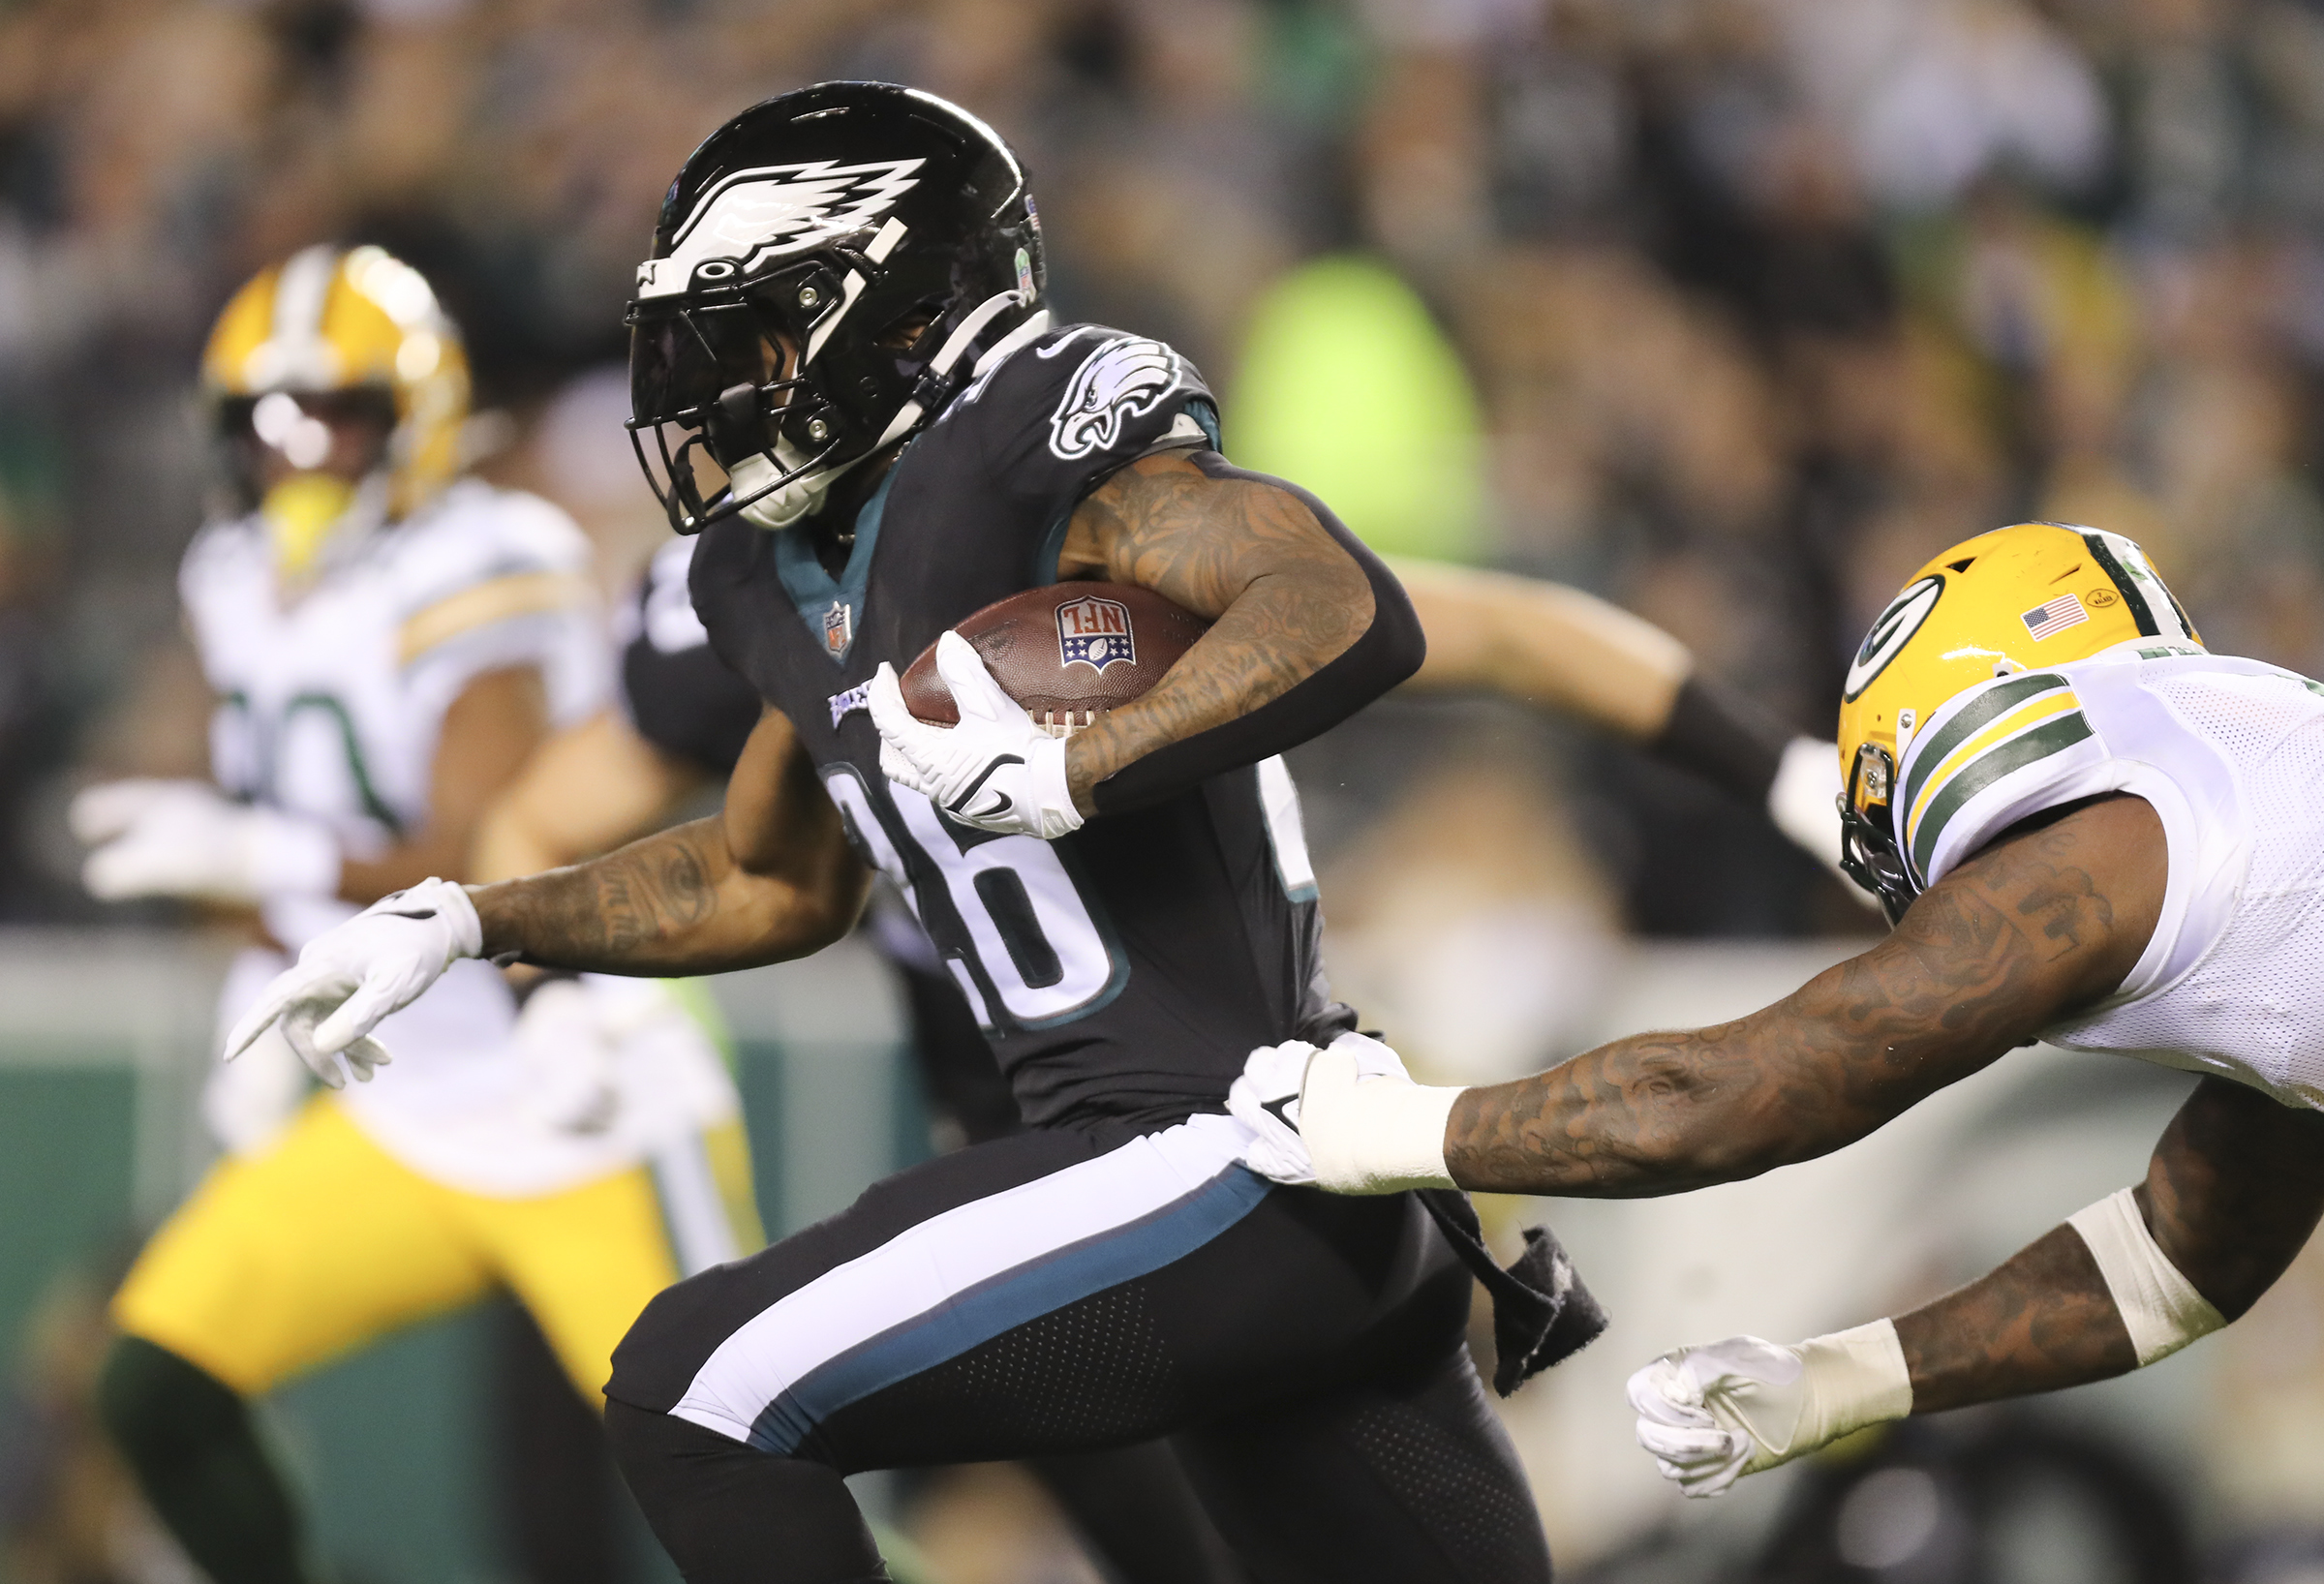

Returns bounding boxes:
[1443,795,2164,1195]
[1053,449,1423,813]
[471,704,867,975]
[1231,794,2166,1197]
[227,706,867,1083]
[1902,1074,2324,1410]
[1626,1073,2324,1498]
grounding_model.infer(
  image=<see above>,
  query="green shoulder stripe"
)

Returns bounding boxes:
[1900,672,2068,828]
[1911,712,2095,877]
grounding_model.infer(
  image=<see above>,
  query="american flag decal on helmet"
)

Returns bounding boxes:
[2021,594,2090,641]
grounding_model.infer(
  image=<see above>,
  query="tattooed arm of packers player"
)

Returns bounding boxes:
[1900,1077,2324,1409]
[1053,449,1424,813]
[1445,795,2168,1196]
[468,704,870,974]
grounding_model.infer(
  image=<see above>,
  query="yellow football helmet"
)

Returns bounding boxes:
[201,245,470,576]
[1836,521,2200,921]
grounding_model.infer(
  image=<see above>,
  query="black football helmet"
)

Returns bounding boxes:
[627,82,1047,533]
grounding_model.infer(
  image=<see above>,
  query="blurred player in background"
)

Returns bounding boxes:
[69,247,755,1584]
[1235,523,2324,1502]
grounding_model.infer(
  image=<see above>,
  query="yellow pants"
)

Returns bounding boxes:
[113,1096,761,1400]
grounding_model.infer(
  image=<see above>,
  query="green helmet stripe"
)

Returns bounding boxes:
[1898,673,2069,831]
[1910,711,2095,878]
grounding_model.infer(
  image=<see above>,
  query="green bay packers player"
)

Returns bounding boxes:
[75,247,758,1584]
[1233,521,2324,1496]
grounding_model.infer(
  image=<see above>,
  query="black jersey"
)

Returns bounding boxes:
[690,324,1358,1130]
[619,535,763,777]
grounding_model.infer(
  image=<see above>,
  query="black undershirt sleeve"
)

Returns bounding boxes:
[1644,671,1790,808]
[1088,452,1425,816]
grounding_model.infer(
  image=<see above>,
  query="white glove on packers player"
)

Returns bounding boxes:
[72,778,341,904]
[869,632,1084,840]
[1229,1031,1464,1193]
[512,976,633,1135]
[1766,738,1875,906]
[1627,1323,1913,1497]
[223,877,482,1088]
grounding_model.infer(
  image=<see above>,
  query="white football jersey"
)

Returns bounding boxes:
[1901,641,2324,1110]
[182,480,740,1195]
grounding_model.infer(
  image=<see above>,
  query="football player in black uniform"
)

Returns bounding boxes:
[229,84,1583,1584]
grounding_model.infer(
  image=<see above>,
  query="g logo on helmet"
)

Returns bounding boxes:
[1845,575,1943,702]
[1049,337,1182,461]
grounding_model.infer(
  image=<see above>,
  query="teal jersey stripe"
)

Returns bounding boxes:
[1911,712,2095,877]
[1900,673,2068,829]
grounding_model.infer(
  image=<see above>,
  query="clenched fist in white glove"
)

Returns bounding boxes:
[223,878,483,1088]
[868,631,1084,839]
[1627,1322,1912,1497]
[1228,1030,1464,1193]
[73,779,340,904]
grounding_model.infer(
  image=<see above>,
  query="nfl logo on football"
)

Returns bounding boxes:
[1057,594,1137,672]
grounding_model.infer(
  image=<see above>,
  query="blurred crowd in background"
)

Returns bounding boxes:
[12,0,2324,940]
[9,0,2324,1577]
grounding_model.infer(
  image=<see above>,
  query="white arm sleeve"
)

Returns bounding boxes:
[2066,1186,2227,1366]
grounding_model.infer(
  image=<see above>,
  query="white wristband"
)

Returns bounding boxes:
[1794,1319,1914,1447]
[1302,1047,1464,1193]
[2067,1187,2226,1366]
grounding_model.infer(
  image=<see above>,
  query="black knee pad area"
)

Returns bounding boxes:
[97,1336,246,1467]
[605,1400,891,1584]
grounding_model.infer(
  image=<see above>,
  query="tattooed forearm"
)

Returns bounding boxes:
[1894,1077,2324,1413]
[1055,450,1375,809]
[473,818,736,973]
[466,707,869,976]
[1896,1226,2136,1413]
[1442,797,2166,1196]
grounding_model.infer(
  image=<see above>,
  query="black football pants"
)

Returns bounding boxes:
[602,1114,1552,1584]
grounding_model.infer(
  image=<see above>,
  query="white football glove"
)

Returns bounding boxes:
[1627,1322,1912,1498]
[1767,739,1878,908]
[868,631,1084,840]
[73,778,342,905]
[222,878,482,1088]
[513,977,627,1135]
[1228,1030,1463,1193]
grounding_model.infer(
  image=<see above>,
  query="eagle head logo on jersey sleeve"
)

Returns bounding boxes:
[634,161,925,301]
[1834,521,2198,925]
[1056,594,1137,672]
[1048,337,1184,461]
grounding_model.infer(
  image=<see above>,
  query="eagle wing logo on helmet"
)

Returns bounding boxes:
[637,159,926,299]
[1048,337,1183,461]
[1845,575,1944,702]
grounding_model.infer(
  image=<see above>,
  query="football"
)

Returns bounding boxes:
[902,582,1210,735]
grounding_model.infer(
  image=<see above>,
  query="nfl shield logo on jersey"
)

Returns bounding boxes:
[823,600,852,657]
[1057,594,1136,672]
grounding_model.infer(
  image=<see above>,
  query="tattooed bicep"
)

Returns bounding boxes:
[1895,793,2166,1030]
[1064,452,1371,623]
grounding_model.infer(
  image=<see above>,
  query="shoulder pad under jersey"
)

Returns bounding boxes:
[930,322,1216,517]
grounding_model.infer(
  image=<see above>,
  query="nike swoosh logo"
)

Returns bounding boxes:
[968,791,1013,823]
[946,754,1024,816]
[1260,1092,1300,1131]
[1035,327,1103,358]
[381,908,437,921]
